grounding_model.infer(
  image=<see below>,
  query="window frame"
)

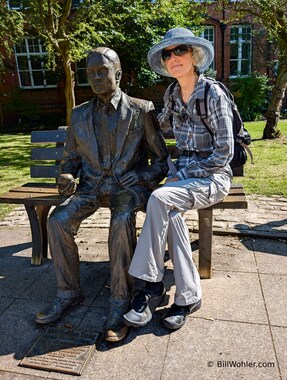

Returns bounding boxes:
[75,58,89,87]
[14,37,57,89]
[7,0,22,10]
[229,24,252,78]
[201,25,215,70]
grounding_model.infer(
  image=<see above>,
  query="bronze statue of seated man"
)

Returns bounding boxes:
[35,47,168,342]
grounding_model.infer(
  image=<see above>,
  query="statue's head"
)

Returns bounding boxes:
[86,47,122,96]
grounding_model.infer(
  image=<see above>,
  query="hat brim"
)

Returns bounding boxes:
[147,36,214,77]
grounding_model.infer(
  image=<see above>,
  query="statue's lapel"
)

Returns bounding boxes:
[115,94,132,160]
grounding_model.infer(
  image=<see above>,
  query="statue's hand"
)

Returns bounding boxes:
[120,171,143,187]
[57,173,77,196]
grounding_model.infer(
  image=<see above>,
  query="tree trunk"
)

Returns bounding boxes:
[62,57,75,126]
[263,62,287,139]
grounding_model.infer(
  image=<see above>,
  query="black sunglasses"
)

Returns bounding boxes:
[162,45,191,61]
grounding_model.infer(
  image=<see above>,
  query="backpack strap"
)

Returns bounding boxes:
[168,81,178,125]
[167,81,180,176]
[195,79,213,137]
[168,81,177,108]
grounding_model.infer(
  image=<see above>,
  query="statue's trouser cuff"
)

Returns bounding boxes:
[57,288,82,299]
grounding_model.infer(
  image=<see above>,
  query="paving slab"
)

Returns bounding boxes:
[81,323,170,380]
[253,239,287,275]
[260,274,287,327]
[211,236,257,273]
[195,271,268,324]
[271,326,287,380]
[0,298,52,378]
[162,318,279,380]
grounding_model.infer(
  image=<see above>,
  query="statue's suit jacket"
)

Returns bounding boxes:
[60,91,169,208]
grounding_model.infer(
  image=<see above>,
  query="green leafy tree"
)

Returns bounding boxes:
[213,0,287,138]
[0,0,205,125]
[0,0,24,68]
[236,0,287,138]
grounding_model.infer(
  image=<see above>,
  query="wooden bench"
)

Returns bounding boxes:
[0,128,248,278]
[0,128,67,266]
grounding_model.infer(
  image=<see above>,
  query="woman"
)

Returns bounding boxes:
[123,27,234,331]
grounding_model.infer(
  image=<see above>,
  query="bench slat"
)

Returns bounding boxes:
[31,147,65,161]
[31,130,67,144]
[10,186,58,194]
[1,188,247,209]
[209,195,248,209]
[30,165,60,178]
[0,191,63,206]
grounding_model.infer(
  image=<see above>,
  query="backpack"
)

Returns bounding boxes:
[168,78,253,169]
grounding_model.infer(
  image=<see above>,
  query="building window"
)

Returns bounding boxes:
[7,0,22,9]
[230,25,252,77]
[8,0,82,9]
[201,26,215,70]
[15,37,57,88]
[72,0,83,7]
[76,58,89,86]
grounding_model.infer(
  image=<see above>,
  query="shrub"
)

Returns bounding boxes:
[230,73,270,122]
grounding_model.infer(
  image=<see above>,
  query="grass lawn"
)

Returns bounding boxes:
[0,120,286,221]
[0,133,31,220]
[239,120,287,197]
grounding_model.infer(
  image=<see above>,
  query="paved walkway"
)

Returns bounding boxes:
[0,195,286,379]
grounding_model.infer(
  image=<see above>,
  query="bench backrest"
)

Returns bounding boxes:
[30,128,67,180]
[30,127,243,180]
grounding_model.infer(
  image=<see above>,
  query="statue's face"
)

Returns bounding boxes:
[87,53,119,95]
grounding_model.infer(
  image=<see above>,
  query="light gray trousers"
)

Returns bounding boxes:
[129,173,231,306]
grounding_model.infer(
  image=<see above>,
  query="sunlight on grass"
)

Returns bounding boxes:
[240,120,287,196]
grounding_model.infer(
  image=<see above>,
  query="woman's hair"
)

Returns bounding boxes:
[191,46,207,70]
[162,45,207,75]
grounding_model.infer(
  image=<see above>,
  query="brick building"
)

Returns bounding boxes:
[0,1,283,128]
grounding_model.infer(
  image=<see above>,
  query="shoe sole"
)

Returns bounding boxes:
[162,300,202,330]
[123,312,153,327]
[105,326,129,342]
[123,292,166,328]
[35,297,82,325]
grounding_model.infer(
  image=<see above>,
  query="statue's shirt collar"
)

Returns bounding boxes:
[96,89,122,111]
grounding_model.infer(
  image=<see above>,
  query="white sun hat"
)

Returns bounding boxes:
[147,27,214,77]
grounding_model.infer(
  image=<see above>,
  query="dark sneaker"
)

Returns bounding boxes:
[162,300,202,330]
[35,295,82,325]
[123,287,166,327]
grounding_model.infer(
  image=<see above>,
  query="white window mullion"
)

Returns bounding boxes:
[14,37,57,89]
[230,25,252,78]
[25,39,35,87]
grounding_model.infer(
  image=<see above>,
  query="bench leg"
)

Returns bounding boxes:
[198,209,213,279]
[25,205,51,265]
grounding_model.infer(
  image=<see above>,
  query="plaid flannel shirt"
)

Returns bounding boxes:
[159,75,234,179]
